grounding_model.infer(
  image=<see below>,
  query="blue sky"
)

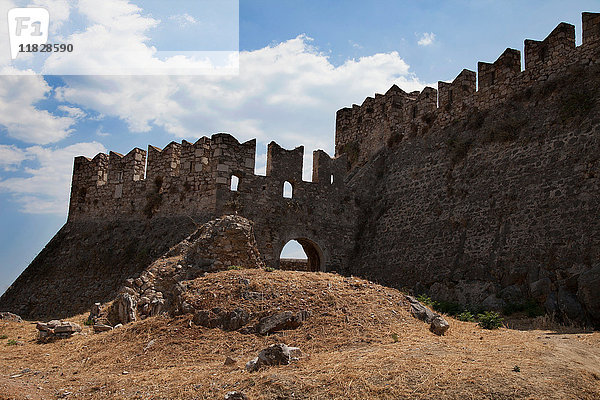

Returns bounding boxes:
[0,0,598,294]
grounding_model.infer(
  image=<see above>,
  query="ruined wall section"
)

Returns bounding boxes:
[336,13,600,169]
[68,134,355,272]
[216,143,354,271]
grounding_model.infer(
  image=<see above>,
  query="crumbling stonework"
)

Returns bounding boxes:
[100,215,264,325]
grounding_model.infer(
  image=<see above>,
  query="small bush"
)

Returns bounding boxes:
[83,319,93,326]
[227,265,243,271]
[477,311,503,330]
[264,267,275,272]
[391,333,399,343]
[6,339,18,346]
[513,365,521,372]
[0,334,7,340]
[416,294,433,306]
[457,311,476,322]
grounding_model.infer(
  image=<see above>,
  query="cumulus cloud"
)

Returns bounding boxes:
[57,105,86,119]
[418,32,436,46]
[0,145,32,171]
[0,142,106,214]
[0,70,75,144]
[57,35,427,159]
[30,0,71,33]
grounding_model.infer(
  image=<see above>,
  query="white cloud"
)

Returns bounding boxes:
[56,35,427,161]
[57,105,86,119]
[30,0,71,33]
[169,13,198,27]
[0,142,106,214]
[0,145,32,171]
[418,32,436,46]
[0,70,75,144]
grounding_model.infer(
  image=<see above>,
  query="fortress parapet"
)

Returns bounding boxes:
[336,12,600,168]
[69,133,347,223]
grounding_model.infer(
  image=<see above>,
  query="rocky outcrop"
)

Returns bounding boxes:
[101,215,264,325]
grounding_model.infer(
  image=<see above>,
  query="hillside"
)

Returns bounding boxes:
[1,269,599,400]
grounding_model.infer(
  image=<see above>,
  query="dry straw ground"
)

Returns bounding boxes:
[1,269,599,399]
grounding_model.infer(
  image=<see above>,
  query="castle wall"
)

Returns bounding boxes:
[344,13,600,325]
[336,13,600,170]
[68,134,355,273]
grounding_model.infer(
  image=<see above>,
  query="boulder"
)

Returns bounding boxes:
[36,320,82,342]
[255,311,307,335]
[246,343,298,372]
[430,315,450,336]
[558,287,584,321]
[481,294,505,311]
[115,293,137,324]
[529,278,552,302]
[499,285,524,304]
[0,312,23,323]
[405,296,435,323]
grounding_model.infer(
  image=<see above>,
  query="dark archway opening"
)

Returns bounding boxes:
[279,238,323,272]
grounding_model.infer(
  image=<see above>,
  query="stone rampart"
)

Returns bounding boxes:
[336,13,600,168]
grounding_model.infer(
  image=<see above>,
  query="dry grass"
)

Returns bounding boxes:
[1,269,599,399]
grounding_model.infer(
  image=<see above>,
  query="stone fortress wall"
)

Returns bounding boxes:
[335,13,600,167]
[338,12,600,325]
[69,134,354,272]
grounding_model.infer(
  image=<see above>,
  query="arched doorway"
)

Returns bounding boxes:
[279,237,324,272]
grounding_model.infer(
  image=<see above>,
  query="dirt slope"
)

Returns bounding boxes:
[0,269,599,399]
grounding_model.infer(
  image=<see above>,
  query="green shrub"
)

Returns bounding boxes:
[0,334,7,340]
[391,333,399,343]
[6,339,18,346]
[457,311,476,322]
[477,311,503,329]
[264,267,275,272]
[416,294,434,307]
[227,265,243,271]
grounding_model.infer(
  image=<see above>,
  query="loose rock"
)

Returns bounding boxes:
[0,312,23,323]
[430,315,450,336]
[36,320,82,342]
[255,311,308,335]
[246,343,298,372]
[225,392,248,400]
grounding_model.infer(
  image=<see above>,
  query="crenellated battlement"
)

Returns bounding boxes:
[68,133,347,222]
[336,12,600,167]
